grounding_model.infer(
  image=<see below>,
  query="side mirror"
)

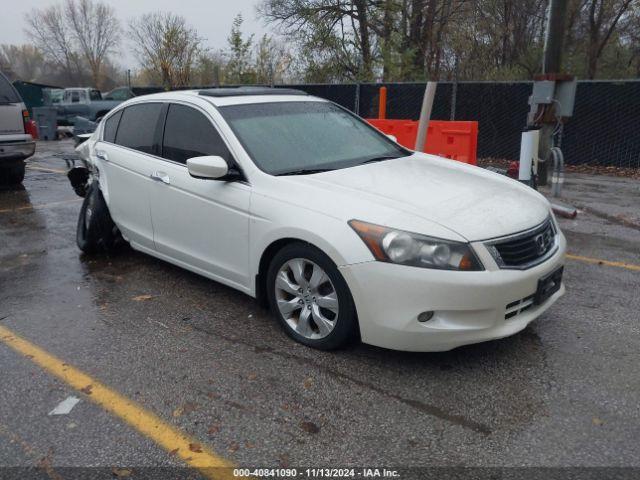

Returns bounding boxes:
[187,156,229,180]
[386,134,398,143]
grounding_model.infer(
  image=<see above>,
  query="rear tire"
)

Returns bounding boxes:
[0,161,26,186]
[267,242,358,350]
[76,182,120,253]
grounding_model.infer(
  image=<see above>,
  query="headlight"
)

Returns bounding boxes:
[349,220,483,271]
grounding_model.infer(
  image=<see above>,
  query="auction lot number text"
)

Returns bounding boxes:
[234,468,400,478]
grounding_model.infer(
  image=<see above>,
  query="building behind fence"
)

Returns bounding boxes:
[137,80,640,168]
[276,80,638,169]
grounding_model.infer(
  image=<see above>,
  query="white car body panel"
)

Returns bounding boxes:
[95,141,156,250]
[76,90,566,351]
[149,160,252,289]
[294,153,551,241]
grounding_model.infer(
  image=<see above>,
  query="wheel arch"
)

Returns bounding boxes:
[256,236,362,344]
[255,237,308,308]
[255,234,350,308]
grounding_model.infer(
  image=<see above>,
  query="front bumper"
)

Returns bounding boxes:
[339,232,566,352]
[0,140,36,162]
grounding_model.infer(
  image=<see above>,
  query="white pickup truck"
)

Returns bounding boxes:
[0,71,36,185]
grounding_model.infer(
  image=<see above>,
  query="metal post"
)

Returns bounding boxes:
[538,0,568,185]
[354,83,361,115]
[450,55,458,120]
[378,86,387,119]
[519,129,539,186]
[415,82,437,151]
[543,0,568,74]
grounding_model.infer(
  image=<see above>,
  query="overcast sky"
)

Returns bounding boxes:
[0,0,269,69]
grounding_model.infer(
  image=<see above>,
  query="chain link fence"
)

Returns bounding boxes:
[279,80,640,169]
[133,80,640,169]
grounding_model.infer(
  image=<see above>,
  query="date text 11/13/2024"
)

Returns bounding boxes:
[232,468,400,478]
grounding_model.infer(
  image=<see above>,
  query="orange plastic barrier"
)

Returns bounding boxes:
[366,119,478,165]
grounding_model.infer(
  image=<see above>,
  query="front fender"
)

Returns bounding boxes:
[249,193,375,294]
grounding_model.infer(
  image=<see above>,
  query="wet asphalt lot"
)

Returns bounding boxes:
[1,139,639,475]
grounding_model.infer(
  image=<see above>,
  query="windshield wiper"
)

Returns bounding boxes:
[276,168,335,176]
[360,154,403,164]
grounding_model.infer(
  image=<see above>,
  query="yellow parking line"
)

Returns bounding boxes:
[0,198,82,214]
[0,325,236,479]
[27,165,67,174]
[566,254,640,272]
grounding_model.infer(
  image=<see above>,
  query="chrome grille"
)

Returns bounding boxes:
[486,218,557,269]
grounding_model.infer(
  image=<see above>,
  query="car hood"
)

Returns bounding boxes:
[283,153,550,241]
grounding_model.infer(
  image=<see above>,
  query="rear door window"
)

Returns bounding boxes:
[103,110,123,143]
[161,104,231,164]
[115,103,163,155]
[0,74,20,103]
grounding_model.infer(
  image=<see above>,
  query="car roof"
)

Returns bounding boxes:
[199,87,307,97]
[121,88,326,107]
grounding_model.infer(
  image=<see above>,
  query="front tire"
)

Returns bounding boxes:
[76,182,120,253]
[267,242,358,350]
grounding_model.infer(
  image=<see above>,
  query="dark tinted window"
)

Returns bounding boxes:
[115,103,163,155]
[0,74,20,103]
[89,90,101,101]
[103,110,122,143]
[162,104,231,164]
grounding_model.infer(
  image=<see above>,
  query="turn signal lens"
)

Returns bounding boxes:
[349,219,483,271]
[348,220,388,260]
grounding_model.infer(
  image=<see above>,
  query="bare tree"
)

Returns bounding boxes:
[259,0,379,81]
[25,4,82,84]
[255,34,292,84]
[583,0,635,78]
[0,45,45,81]
[129,13,202,89]
[65,0,119,89]
[25,0,119,87]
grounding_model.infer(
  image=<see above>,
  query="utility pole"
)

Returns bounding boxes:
[543,0,568,74]
[537,0,568,185]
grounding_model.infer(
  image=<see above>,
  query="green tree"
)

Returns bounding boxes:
[225,13,255,84]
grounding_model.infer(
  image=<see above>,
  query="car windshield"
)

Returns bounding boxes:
[219,101,407,175]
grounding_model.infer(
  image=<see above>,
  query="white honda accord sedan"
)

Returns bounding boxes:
[74,87,566,351]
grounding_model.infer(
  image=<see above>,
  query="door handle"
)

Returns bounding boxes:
[150,171,171,185]
[95,150,108,161]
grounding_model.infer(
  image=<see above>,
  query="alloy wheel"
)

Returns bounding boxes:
[274,258,339,339]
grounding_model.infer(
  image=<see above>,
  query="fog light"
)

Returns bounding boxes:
[418,311,434,323]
